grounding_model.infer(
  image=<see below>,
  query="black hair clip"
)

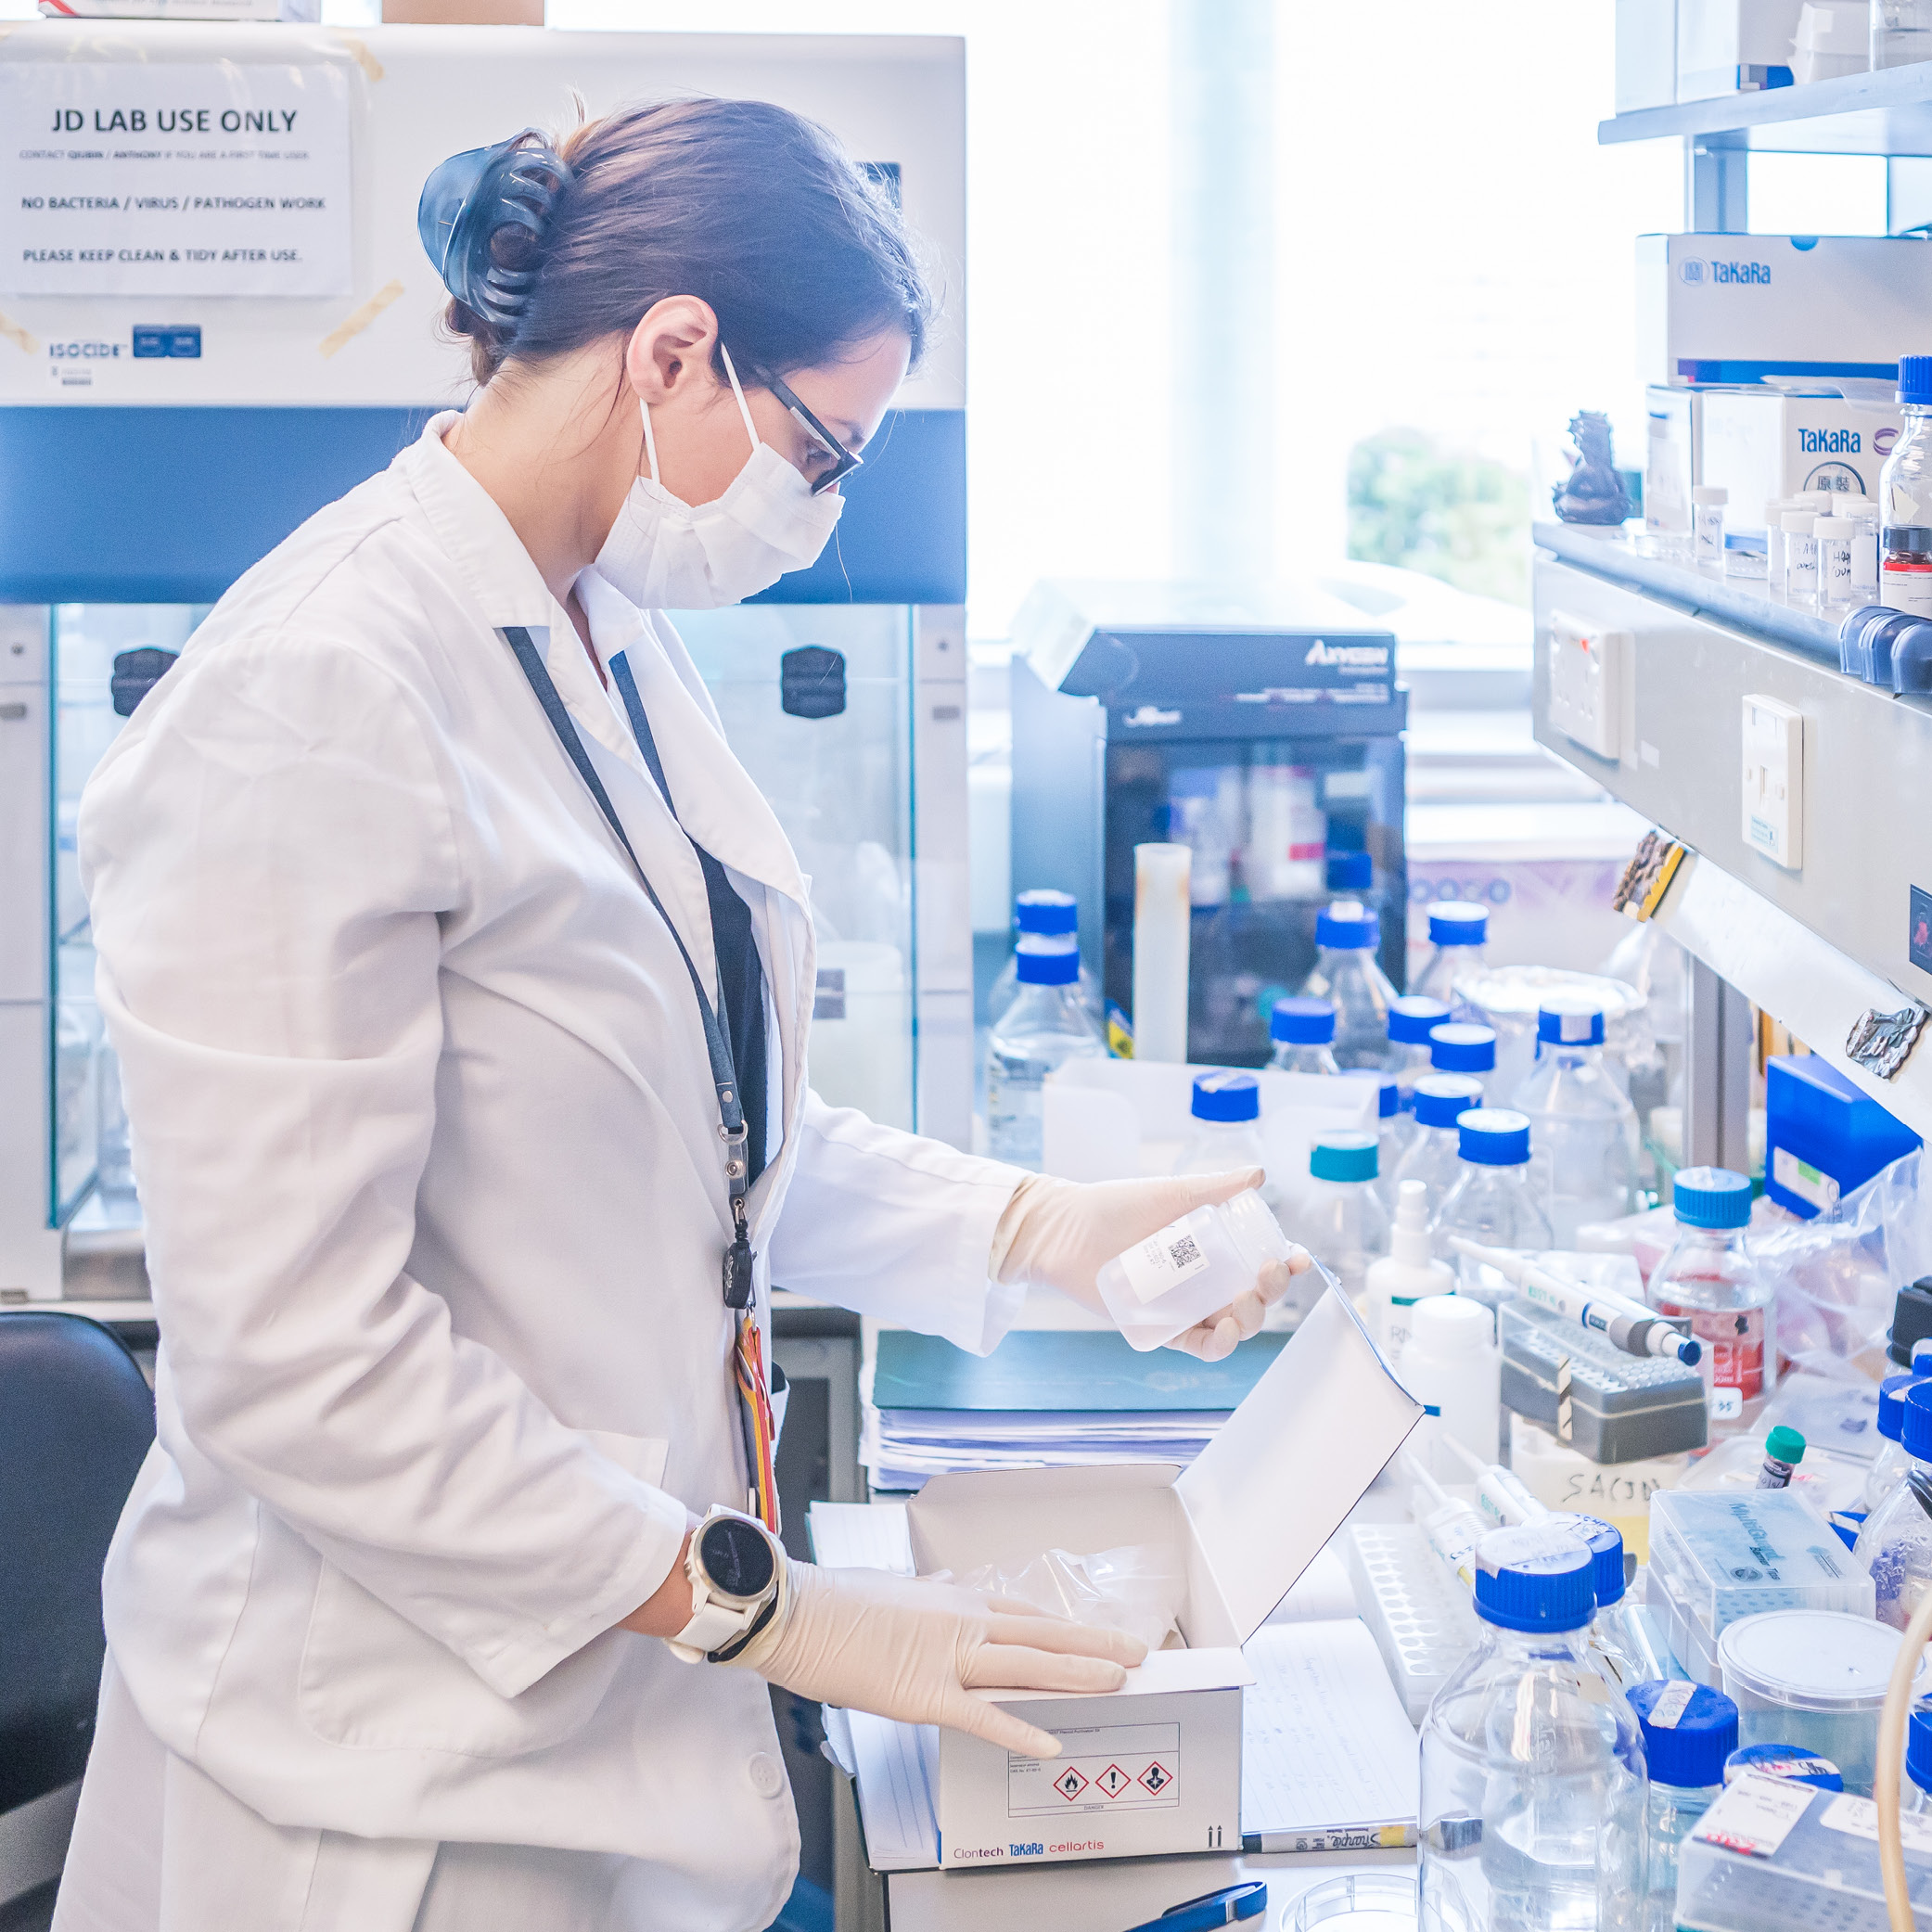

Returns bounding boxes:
[416,130,571,335]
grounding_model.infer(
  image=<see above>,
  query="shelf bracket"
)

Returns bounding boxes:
[1684,955,1754,1173]
[1687,140,1748,234]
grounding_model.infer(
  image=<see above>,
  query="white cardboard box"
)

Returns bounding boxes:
[1637,234,1932,385]
[1644,384,1699,536]
[899,1289,1424,1868]
[1700,385,1903,521]
[1619,0,1679,111]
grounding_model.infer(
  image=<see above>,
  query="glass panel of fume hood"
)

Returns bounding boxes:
[668,605,917,1131]
[1102,736,1407,1068]
[49,602,206,1226]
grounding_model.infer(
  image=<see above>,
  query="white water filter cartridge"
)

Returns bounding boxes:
[1133,841,1191,1063]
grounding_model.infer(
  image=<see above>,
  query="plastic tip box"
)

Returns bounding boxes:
[1646,1490,1875,1689]
[1499,1299,1708,1463]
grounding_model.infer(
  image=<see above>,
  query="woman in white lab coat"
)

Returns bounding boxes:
[53,101,1299,1932]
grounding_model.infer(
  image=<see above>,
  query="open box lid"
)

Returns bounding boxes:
[908,1286,1423,1653]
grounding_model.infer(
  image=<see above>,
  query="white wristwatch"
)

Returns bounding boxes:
[667,1507,787,1663]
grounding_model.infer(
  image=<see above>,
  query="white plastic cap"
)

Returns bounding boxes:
[1692,486,1727,505]
[1782,510,1820,533]
[1412,1293,1492,1357]
[1814,518,1855,537]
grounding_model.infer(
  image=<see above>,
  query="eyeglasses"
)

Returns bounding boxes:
[759,366,864,496]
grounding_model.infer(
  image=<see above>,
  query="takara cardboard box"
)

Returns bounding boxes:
[1701,385,1902,521]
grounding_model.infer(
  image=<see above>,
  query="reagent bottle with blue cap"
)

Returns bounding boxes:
[1299,901,1398,1071]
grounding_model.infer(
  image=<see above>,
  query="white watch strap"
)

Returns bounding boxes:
[670,1596,753,1660]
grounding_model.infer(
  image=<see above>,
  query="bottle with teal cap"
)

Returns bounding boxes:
[1420,1524,1647,1932]
[1342,1068,1410,1200]
[1300,1130,1389,1298]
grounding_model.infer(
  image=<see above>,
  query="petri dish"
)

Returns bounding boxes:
[1293,1874,1422,1932]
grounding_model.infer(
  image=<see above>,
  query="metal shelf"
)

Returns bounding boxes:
[1602,62,1932,154]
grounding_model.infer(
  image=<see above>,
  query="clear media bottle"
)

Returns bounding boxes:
[1647,1167,1772,1433]
[1419,1525,1647,1932]
[985,889,1102,1030]
[1414,902,1491,1009]
[1852,1381,1932,1631]
[1174,1070,1270,1183]
[984,942,1106,1169]
[1881,355,1932,619]
[1300,1131,1390,1299]
[1433,1108,1556,1259]
[1511,1003,1638,1245]
[1555,1513,1668,1695]
[1862,1373,1923,1515]
[1299,901,1399,1071]
[1270,996,1341,1076]
[1096,1187,1294,1351]
[1388,994,1453,1107]
[1627,1680,1738,1932]
[1390,1074,1487,1221]
[1344,1069,1412,1200]
[1429,1022,1502,1104]
[1366,1176,1453,1363]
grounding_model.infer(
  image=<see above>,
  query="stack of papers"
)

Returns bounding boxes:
[863,1329,1288,1492]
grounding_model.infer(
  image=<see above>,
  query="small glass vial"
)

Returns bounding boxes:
[1693,485,1727,566]
[1782,509,1820,603]
[1816,516,1860,608]
[1096,1186,1294,1351]
[1840,496,1882,602]
[1629,1679,1739,1932]
[1270,996,1341,1076]
[1764,495,1799,587]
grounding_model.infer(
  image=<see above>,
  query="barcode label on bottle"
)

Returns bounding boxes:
[1119,1220,1211,1306]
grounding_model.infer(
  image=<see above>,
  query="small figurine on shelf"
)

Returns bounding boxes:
[1553,411,1633,526]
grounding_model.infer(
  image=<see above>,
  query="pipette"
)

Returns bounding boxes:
[1439,1434,1549,1529]
[1402,1451,1484,1588]
[1449,1237,1702,1366]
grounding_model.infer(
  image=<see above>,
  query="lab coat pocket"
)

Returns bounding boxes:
[296,1431,671,1759]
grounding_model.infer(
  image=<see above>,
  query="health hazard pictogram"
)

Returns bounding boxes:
[1094,1764,1131,1798]
[1055,1767,1088,1800]
[1138,1761,1172,1795]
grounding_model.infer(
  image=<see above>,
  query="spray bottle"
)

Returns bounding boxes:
[1366,1177,1454,1367]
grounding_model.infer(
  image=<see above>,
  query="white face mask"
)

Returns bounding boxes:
[594,343,845,610]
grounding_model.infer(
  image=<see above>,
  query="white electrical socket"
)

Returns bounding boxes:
[1741,693,1803,870]
[1546,612,1631,761]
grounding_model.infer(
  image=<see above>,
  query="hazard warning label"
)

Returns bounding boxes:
[1007,1723,1180,1816]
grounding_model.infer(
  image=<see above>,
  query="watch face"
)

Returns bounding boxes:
[701,1516,775,1601]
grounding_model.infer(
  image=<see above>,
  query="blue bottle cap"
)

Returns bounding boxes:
[1016,945,1079,985]
[1192,1069,1260,1123]
[1542,1511,1626,1608]
[1271,997,1337,1045]
[1900,353,1932,408]
[1414,1073,1485,1129]
[1673,1166,1752,1229]
[1723,1744,1843,1791]
[1903,1381,1932,1461]
[1388,995,1452,1045]
[1326,850,1374,891]
[1628,1682,1739,1790]
[1014,889,1077,937]
[1472,1524,1594,1632]
[1315,902,1378,951]
[1311,1131,1378,1184]
[1344,1068,1400,1119]
[1457,1107,1531,1167]
[1430,1023,1497,1074]
[1428,902,1488,947]
[1912,1708,1932,1793]
[1538,1003,1606,1046]
[1880,1372,1919,1443]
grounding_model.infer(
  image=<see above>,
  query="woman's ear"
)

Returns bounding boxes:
[624,296,722,405]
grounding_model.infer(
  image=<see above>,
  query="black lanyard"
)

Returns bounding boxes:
[503,625,755,1310]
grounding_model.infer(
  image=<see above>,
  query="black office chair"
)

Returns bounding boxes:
[0,1312,156,1815]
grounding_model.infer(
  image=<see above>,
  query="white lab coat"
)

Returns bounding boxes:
[57,416,1027,1932]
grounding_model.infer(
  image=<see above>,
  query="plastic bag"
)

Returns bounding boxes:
[960,1543,1184,1655]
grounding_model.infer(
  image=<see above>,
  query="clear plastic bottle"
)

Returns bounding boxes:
[1388,994,1452,1107]
[1548,1513,1666,1694]
[985,890,1103,1030]
[1269,996,1341,1076]
[1646,1167,1772,1435]
[1511,1003,1638,1246]
[985,944,1106,1169]
[1414,902,1491,1011]
[1852,1381,1932,1631]
[1343,1068,1412,1201]
[1627,1680,1738,1932]
[1874,0,1932,69]
[1299,1131,1390,1298]
[1881,355,1932,620]
[1429,1021,1502,1103]
[1389,1074,1488,1222]
[1419,1524,1647,1932]
[1095,1186,1294,1351]
[1299,901,1399,1071]
[1432,1108,1556,1261]
[1862,1373,1923,1516]
[1173,1070,1270,1184]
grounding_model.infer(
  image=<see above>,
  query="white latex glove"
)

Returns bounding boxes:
[991,1169,1311,1361]
[721,1561,1146,1758]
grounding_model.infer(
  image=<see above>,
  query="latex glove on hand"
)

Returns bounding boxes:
[991,1169,1312,1361]
[720,1561,1146,1758]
